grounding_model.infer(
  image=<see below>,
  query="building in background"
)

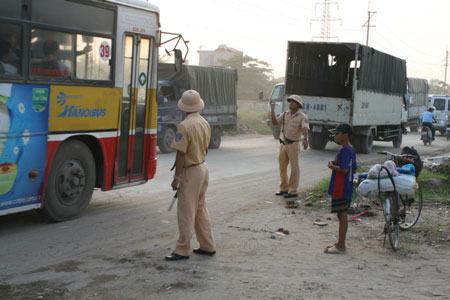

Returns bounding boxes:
[198,44,243,66]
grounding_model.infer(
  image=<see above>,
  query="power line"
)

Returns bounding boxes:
[282,0,314,13]
[217,0,310,30]
[370,29,439,64]
[376,20,439,59]
[444,49,449,93]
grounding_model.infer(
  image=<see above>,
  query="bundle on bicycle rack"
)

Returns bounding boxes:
[357,161,417,197]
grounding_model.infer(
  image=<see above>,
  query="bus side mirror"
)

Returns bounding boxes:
[174,49,183,72]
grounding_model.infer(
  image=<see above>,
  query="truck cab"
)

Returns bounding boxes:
[270,83,285,116]
[157,81,184,153]
[157,64,238,153]
[428,95,450,135]
[266,83,285,139]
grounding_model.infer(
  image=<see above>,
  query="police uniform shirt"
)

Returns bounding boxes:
[171,112,211,167]
[277,111,309,141]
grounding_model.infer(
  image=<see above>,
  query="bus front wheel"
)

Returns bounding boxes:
[43,140,96,222]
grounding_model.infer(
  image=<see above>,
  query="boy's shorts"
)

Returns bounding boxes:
[331,198,351,213]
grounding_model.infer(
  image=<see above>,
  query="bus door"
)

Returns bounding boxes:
[116,34,152,185]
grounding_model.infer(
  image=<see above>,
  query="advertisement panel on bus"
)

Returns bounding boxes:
[0,83,49,214]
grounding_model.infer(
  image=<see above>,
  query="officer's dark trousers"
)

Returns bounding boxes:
[422,122,435,139]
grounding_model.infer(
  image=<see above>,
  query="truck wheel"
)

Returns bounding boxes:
[209,126,222,149]
[354,134,373,154]
[158,127,175,153]
[272,126,280,140]
[43,140,96,221]
[308,132,328,150]
[392,133,403,148]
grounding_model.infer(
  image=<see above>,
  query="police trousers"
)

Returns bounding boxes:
[278,142,300,194]
[175,163,216,256]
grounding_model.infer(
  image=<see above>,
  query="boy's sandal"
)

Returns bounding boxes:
[324,244,335,249]
[324,245,345,254]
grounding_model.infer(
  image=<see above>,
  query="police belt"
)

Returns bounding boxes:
[279,138,298,145]
[185,161,205,168]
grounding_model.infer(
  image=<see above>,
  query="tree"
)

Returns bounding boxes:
[220,54,278,100]
[429,79,448,95]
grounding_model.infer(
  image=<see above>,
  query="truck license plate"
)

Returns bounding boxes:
[312,125,322,133]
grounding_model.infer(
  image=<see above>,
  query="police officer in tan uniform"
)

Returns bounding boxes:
[165,90,216,261]
[270,95,309,199]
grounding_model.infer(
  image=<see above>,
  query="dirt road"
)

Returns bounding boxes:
[0,133,449,299]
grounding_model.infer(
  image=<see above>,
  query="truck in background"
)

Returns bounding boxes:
[284,41,407,154]
[406,78,429,131]
[267,78,429,137]
[428,95,450,136]
[157,63,238,153]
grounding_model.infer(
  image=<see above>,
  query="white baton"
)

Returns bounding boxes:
[168,192,178,212]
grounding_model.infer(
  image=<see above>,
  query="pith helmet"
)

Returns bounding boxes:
[177,90,205,113]
[286,95,303,108]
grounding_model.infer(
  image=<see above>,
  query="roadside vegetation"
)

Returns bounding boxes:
[418,169,450,205]
[227,110,273,135]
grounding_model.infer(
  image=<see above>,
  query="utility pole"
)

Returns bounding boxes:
[362,10,376,46]
[311,0,341,41]
[444,49,448,94]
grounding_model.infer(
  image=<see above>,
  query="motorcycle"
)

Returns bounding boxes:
[421,125,432,145]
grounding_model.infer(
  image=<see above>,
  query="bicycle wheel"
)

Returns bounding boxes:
[399,182,423,230]
[381,192,400,251]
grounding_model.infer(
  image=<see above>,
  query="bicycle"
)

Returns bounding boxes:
[354,150,423,251]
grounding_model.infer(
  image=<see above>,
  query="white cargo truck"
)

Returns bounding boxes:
[285,42,407,153]
[406,78,429,131]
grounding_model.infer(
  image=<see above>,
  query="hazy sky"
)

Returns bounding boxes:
[153,0,449,81]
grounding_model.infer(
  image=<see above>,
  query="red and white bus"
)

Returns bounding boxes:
[0,0,160,220]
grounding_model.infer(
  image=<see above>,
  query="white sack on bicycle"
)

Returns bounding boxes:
[367,161,399,178]
[357,175,417,197]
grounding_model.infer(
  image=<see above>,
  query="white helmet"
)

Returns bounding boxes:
[429,106,436,111]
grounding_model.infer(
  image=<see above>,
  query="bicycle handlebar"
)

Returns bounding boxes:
[377,151,417,160]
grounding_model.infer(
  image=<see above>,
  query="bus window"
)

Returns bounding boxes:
[76,35,112,81]
[30,29,73,78]
[0,23,21,77]
[0,0,21,18]
[32,0,114,35]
